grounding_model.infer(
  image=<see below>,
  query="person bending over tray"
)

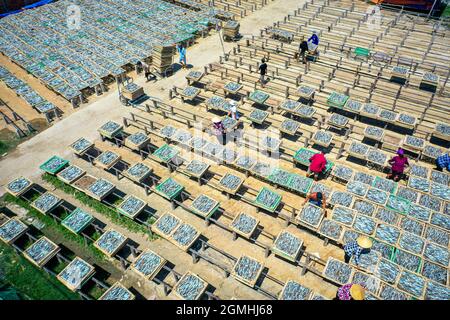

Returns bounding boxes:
[387,148,409,182]
[303,191,327,216]
[333,283,365,301]
[343,236,372,265]
[307,151,327,181]
[436,153,450,172]
[212,117,227,145]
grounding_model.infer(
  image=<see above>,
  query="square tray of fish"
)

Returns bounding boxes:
[249,90,270,105]
[399,231,425,255]
[190,194,220,218]
[422,72,439,84]
[170,223,200,251]
[232,255,264,287]
[184,159,209,177]
[378,109,398,123]
[309,293,328,300]
[6,177,33,197]
[421,260,448,285]
[323,257,353,285]
[35,102,56,113]
[222,117,239,132]
[371,240,395,259]
[375,207,399,225]
[400,216,424,236]
[365,187,388,206]
[280,119,300,135]
[132,250,166,280]
[408,176,430,193]
[202,142,224,158]
[173,130,193,145]
[423,241,449,267]
[230,212,259,239]
[297,203,324,229]
[352,214,376,235]
[396,186,419,204]
[293,148,317,166]
[327,92,349,108]
[57,257,95,292]
[254,187,282,213]
[57,165,86,184]
[397,270,426,298]
[351,271,381,295]
[386,195,410,214]
[347,141,369,158]
[346,181,369,197]
[295,104,316,118]
[376,258,401,284]
[329,191,353,207]
[261,136,281,152]
[430,183,450,201]
[342,229,362,244]
[279,280,312,300]
[344,99,363,113]
[39,155,69,175]
[279,99,301,112]
[248,109,269,124]
[155,177,184,201]
[286,174,313,194]
[152,213,182,238]
[125,132,149,149]
[94,150,121,169]
[430,171,450,186]
[397,113,416,128]
[173,272,208,300]
[419,194,442,212]
[190,137,208,151]
[361,103,380,118]
[117,195,146,219]
[297,85,315,99]
[251,162,274,178]
[87,179,115,201]
[94,229,127,257]
[392,249,422,272]
[0,218,28,244]
[272,230,303,262]
[319,218,344,241]
[98,121,123,139]
[366,149,388,166]
[331,165,354,182]
[223,81,243,94]
[422,145,443,159]
[353,199,376,217]
[61,208,94,234]
[375,223,401,245]
[379,284,409,300]
[434,122,450,140]
[24,236,60,268]
[31,192,62,214]
[206,95,226,110]
[124,162,153,182]
[424,224,449,247]
[70,138,93,155]
[153,144,179,163]
[181,86,200,99]
[407,204,431,225]
[409,164,429,179]
[392,65,408,77]
[352,172,375,185]
[310,183,332,199]
[160,125,178,139]
[218,173,243,194]
[312,130,333,147]
[268,168,292,188]
[424,281,450,301]
[331,206,356,226]
[364,126,384,140]
[99,283,135,300]
[234,155,256,171]
[186,70,203,82]
[403,135,425,151]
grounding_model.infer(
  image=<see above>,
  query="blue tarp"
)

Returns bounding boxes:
[0,0,53,18]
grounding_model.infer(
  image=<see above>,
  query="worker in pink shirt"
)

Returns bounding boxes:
[306,151,327,181]
[387,148,409,182]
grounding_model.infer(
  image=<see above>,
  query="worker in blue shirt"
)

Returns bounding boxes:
[177,43,187,69]
[436,153,450,172]
[343,236,372,265]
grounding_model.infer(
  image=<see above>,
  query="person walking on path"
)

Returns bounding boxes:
[436,153,450,172]
[212,117,227,145]
[333,284,365,301]
[343,236,373,265]
[227,101,239,120]
[303,191,327,216]
[307,151,327,181]
[177,43,187,69]
[387,148,409,182]
[258,58,267,87]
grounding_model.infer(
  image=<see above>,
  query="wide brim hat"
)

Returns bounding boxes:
[350,284,365,300]
[212,117,222,123]
[357,236,373,249]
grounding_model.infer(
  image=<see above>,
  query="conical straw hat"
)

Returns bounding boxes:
[212,117,221,123]
[350,284,365,300]
[357,236,373,249]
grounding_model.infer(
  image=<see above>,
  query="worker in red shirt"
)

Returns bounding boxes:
[306,151,327,181]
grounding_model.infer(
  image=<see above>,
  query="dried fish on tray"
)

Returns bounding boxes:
[272,230,303,262]
[399,232,425,255]
[353,172,375,185]
[287,174,313,194]
[318,219,344,241]
[94,229,127,257]
[327,91,349,108]
[218,173,243,194]
[173,272,208,300]
[344,99,363,113]
[372,176,397,194]
[61,208,93,234]
[173,130,193,145]
[295,104,316,118]
[234,155,256,171]
[279,99,300,112]
[125,132,149,149]
[222,117,238,132]
[251,162,274,178]
[279,280,312,300]
[248,109,269,124]
[430,171,450,186]
[386,195,410,214]
[366,149,388,166]
[98,121,123,139]
[132,250,165,280]
[124,162,152,182]
[184,159,209,177]
[181,86,200,99]
[421,260,448,285]
[397,270,426,298]
[39,155,69,175]
[376,258,400,284]
[232,255,263,287]
[397,113,417,127]
[407,203,431,222]
[293,147,317,166]
[254,187,282,213]
[202,142,224,157]
[430,183,450,201]
[152,213,181,238]
[87,179,115,201]
[328,113,349,128]
[419,194,442,212]
[231,212,259,239]
[375,223,401,245]
[268,168,292,188]
[424,281,450,301]
[422,145,443,160]
[261,136,281,152]
[346,181,369,197]
[70,138,93,155]
[366,188,389,206]
[57,257,95,292]
[153,144,179,163]
[310,182,332,198]
[329,191,353,207]
[117,195,146,219]
[364,126,384,140]
[155,177,184,201]
[361,103,380,117]
[24,236,59,268]
[379,284,409,300]
[190,137,208,150]
[392,249,422,272]
[409,164,429,179]
[312,130,333,147]
[6,177,33,196]
[375,207,400,225]
[396,186,419,204]
[297,203,324,228]
[223,81,242,94]
[323,257,353,285]
[423,242,449,267]
[331,165,354,182]
[95,150,121,169]
[347,141,369,158]
[353,199,375,216]
[403,135,425,151]
[371,240,394,259]
[280,119,300,135]
[351,271,381,294]
[378,109,398,123]
[186,70,203,82]
[0,218,28,244]
[99,283,135,300]
[408,176,430,193]
[190,194,219,218]
[342,230,361,244]
[160,125,177,139]
[332,206,356,226]
[352,214,376,235]
[424,225,449,247]
[31,192,62,214]
[400,216,424,236]
[249,90,270,105]
[170,223,199,250]
[57,165,85,184]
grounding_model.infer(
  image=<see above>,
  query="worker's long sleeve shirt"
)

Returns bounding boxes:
[437,154,450,170]
[344,242,363,265]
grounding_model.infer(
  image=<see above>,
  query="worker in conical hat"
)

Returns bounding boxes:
[343,236,373,265]
[334,283,365,300]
